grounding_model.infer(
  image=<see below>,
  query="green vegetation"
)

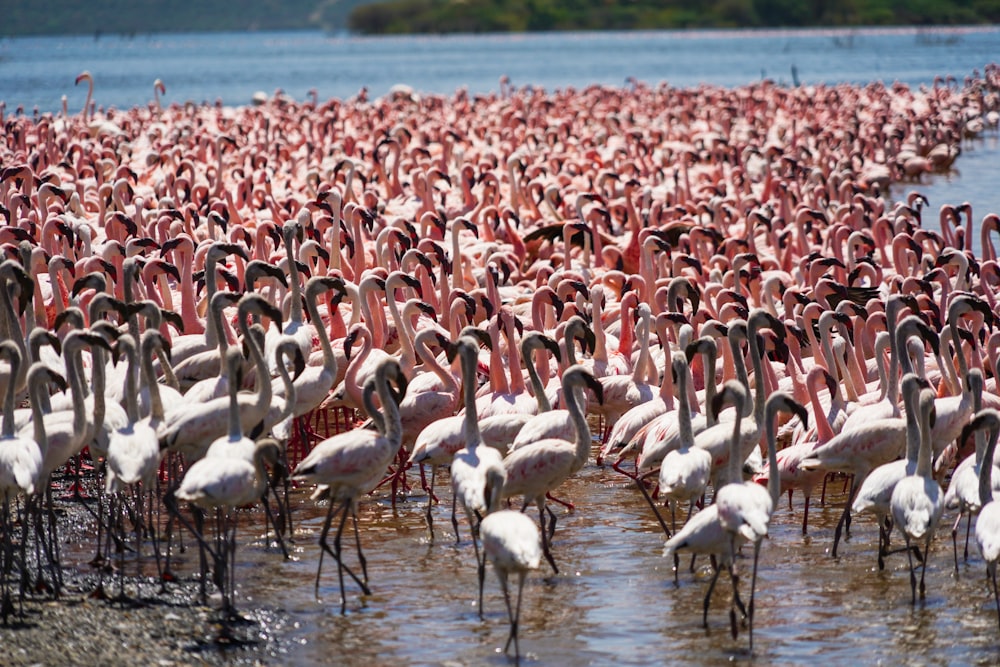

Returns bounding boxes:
[2,0,998,37]
[348,0,1000,33]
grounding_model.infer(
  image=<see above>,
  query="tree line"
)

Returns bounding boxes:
[3,0,997,37]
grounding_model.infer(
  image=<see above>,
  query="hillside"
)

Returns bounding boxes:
[1,0,373,36]
[2,0,998,37]
[349,0,1000,33]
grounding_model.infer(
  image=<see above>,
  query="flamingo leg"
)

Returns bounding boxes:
[748,540,762,652]
[544,504,558,544]
[351,506,368,585]
[162,491,219,604]
[149,484,165,587]
[545,491,575,511]
[877,515,891,571]
[317,498,371,613]
[535,501,558,575]
[611,456,637,480]
[905,535,917,604]
[424,464,436,540]
[802,495,810,535]
[467,509,487,618]
[831,476,858,558]
[497,570,515,655]
[451,492,461,543]
[261,490,290,560]
[89,488,106,567]
[963,511,973,562]
[17,495,32,616]
[991,563,1000,631]
[727,537,741,641]
[633,472,671,538]
[951,510,963,573]
[43,485,64,595]
[919,540,929,599]
[1,499,13,623]
[278,444,295,539]
[703,559,721,628]
[334,501,350,614]
[314,499,338,595]
[510,571,527,657]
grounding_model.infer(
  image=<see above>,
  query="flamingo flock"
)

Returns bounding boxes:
[2,64,1000,658]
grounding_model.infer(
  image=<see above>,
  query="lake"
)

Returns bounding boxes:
[3,25,1000,665]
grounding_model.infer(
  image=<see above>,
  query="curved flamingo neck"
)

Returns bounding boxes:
[459,342,482,445]
[564,371,592,467]
[345,327,372,409]
[521,338,552,413]
[418,331,458,398]
[487,320,510,394]
[306,284,337,380]
[806,368,836,443]
[675,357,694,445]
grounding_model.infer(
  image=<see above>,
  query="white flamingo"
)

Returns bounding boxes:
[480,478,542,659]
[852,375,937,569]
[967,409,1000,630]
[714,390,807,649]
[658,353,712,559]
[0,361,64,621]
[500,364,603,574]
[449,334,507,614]
[292,358,405,613]
[944,370,999,569]
[662,380,750,630]
[890,375,945,604]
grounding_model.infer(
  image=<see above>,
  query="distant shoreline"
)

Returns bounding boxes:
[2,23,998,41]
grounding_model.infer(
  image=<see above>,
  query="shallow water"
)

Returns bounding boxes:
[892,132,1000,257]
[2,27,1000,113]
[173,454,1000,666]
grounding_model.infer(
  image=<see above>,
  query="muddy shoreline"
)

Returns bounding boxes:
[0,473,294,667]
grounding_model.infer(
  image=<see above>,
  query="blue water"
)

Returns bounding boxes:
[1,26,999,113]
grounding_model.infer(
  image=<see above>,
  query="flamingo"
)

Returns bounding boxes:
[292,358,406,613]
[271,276,346,421]
[890,377,945,604]
[500,364,603,574]
[591,302,657,437]
[850,374,932,570]
[170,434,284,618]
[943,370,998,569]
[599,313,680,464]
[658,353,712,556]
[264,220,322,376]
[691,310,784,485]
[101,331,170,598]
[172,290,241,401]
[480,487,542,659]
[407,329,511,537]
[449,334,507,614]
[714,391,807,649]
[633,332,720,476]
[159,294,283,460]
[662,380,751,630]
[799,316,940,557]
[509,332,581,451]
[966,409,1000,630]
[0,361,64,621]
